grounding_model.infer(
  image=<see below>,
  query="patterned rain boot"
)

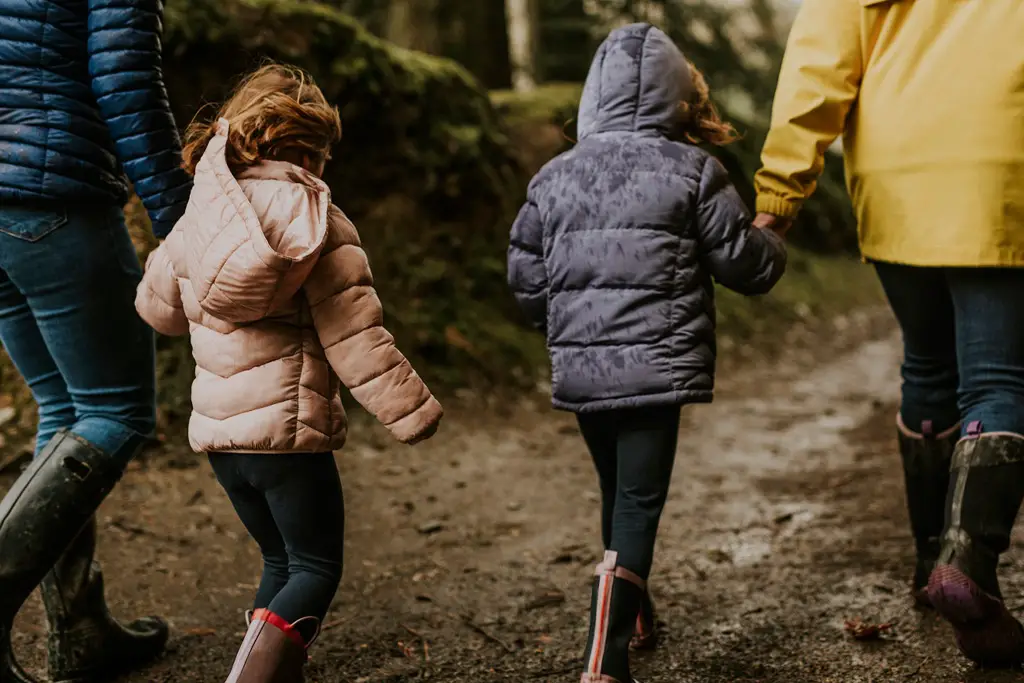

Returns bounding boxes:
[224,609,317,683]
[40,519,169,682]
[926,426,1024,667]
[897,417,959,607]
[581,551,644,683]
[630,589,657,651]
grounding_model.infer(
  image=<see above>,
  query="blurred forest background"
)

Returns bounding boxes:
[0,0,878,460]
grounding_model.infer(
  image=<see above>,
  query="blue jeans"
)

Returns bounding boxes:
[874,262,1024,437]
[0,205,156,464]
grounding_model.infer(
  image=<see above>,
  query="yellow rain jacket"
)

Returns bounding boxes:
[755,0,1024,266]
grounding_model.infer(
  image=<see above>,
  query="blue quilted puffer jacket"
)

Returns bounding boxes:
[0,0,191,237]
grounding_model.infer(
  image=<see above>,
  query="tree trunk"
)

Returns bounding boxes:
[505,0,538,91]
[439,0,513,89]
[385,0,441,53]
[539,0,594,82]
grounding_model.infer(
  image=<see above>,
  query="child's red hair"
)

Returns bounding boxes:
[181,63,342,175]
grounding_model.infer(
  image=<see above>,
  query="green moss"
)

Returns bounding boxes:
[160,0,535,392]
[491,82,583,129]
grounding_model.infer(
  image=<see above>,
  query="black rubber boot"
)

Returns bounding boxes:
[581,551,643,683]
[0,431,130,683]
[40,519,169,683]
[897,417,959,605]
[926,428,1024,667]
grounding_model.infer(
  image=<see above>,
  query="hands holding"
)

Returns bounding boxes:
[753,212,793,238]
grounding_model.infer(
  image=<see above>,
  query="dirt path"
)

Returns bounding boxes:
[7,311,1024,683]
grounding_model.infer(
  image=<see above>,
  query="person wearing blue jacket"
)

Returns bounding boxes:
[508,24,787,683]
[0,1,191,682]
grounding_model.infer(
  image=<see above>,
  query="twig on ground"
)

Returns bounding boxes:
[398,624,431,679]
[401,623,424,639]
[904,656,930,679]
[321,614,358,632]
[400,622,432,663]
[458,614,514,653]
[108,518,193,547]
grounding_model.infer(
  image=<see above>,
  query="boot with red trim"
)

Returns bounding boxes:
[223,609,318,683]
[926,425,1024,667]
[630,589,657,651]
[581,551,644,683]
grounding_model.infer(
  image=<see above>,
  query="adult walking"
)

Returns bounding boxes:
[754,0,1024,667]
[0,1,191,681]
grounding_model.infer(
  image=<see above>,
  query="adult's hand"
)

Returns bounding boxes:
[753,212,793,238]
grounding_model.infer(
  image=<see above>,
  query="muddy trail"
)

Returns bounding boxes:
[7,310,1024,683]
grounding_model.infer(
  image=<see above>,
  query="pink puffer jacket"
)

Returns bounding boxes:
[135,120,442,454]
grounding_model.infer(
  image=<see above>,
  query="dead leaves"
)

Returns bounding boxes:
[844,617,894,641]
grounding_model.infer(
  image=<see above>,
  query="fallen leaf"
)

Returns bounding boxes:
[843,617,893,641]
[182,627,217,637]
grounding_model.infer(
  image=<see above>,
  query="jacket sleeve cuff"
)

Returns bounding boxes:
[755,194,802,218]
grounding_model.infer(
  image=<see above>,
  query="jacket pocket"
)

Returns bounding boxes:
[0,208,69,242]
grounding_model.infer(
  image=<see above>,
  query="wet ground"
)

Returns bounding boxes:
[7,308,1024,682]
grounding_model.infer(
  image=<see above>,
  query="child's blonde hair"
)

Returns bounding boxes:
[181,63,342,175]
[675,62,740,147]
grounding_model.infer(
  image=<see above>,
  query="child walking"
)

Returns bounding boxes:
[135,64,442,681]
[507,24,787,683]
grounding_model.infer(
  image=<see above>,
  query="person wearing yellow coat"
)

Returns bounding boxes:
[754,0,1024,667]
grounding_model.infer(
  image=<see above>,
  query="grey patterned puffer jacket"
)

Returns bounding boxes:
[507,23,786,413]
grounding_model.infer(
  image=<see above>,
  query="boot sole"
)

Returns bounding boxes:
[927,564,1024,667]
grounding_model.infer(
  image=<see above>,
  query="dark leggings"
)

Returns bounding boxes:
[208,452,344,642]
[576,405,680,580]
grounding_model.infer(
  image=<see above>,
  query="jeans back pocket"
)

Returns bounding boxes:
[0,207,70,242]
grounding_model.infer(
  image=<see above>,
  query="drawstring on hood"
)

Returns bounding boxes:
[577,23,693,140]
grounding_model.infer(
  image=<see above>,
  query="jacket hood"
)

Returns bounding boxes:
[185,119,330,324]
[577,23,693,139]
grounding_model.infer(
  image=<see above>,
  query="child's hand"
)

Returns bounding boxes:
[753,212,792,237]
[406,420,440,446]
